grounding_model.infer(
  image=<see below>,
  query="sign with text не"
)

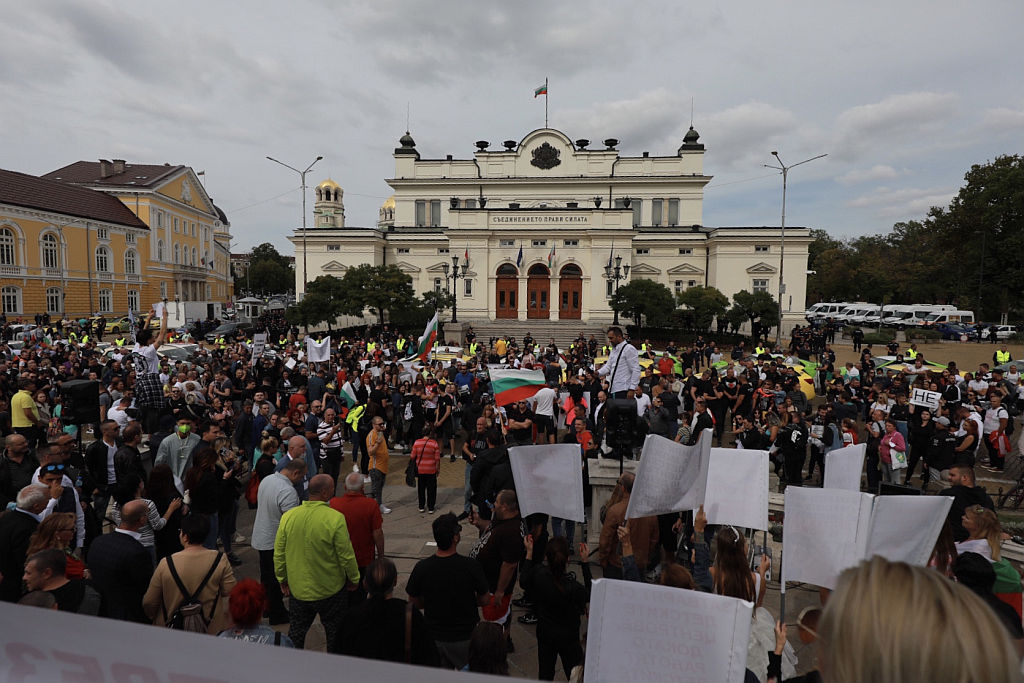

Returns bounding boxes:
[909,388,941,411]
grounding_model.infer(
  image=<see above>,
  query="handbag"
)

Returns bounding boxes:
[890,446,908,469]
[405,442,421,488]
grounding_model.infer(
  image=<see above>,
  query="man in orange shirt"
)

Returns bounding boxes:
[366,417,390,514]
[329,472,384,605]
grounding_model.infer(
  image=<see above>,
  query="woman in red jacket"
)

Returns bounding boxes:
[411,425,441,513]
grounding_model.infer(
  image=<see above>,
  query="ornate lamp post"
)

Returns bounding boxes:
[603,254,630,325]
[442,254,469,323]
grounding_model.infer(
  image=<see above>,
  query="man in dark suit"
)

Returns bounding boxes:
[0,485,49,602]
[86,499,153,622]
[84,419,121,524]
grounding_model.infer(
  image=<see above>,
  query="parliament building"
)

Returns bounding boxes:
[289,126,810,331]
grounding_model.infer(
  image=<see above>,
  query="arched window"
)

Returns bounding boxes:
[191,247,197,265]
[1,285,21,314]
[157,239,165,262]
[40,233,60,270]
[0,228,15,266]
[124,249,137,275]
[46,287,62,314]
[528,264,549,277]
[174,244,180,264]
[496,263,518,277]
[559,264,582,278]
[95,246,110,273]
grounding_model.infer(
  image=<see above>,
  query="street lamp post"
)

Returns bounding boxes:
[442,255,469,323]
[266,155,323,294]
[764,151,827,346]
[603,254,630,325]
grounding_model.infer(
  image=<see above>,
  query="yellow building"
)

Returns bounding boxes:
[0,168,153,318]
[44,159,234,318]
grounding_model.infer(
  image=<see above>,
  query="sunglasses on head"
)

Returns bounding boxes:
[42,463,66,473]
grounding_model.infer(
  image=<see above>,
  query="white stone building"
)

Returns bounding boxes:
[289,127,810,330]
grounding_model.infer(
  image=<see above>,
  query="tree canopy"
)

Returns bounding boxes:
[337,264,417,326]
[731,290,779,332]
[285,275,346,330]
[676,285,729,331]
[236,242,293,296]
[610,279,676,330]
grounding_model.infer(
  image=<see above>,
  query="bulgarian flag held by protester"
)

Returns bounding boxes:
[489,368,545,407]
[339,381,358,408]
[410,311,439,362]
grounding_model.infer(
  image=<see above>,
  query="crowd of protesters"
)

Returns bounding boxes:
[0,304,1022,681]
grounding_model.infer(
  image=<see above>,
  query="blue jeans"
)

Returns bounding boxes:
[202,512,219,550]
[551,518,575,546]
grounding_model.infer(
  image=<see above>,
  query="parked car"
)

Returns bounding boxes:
[976,324,1018,340]
[935,323,977,341]
[204,322,253,344]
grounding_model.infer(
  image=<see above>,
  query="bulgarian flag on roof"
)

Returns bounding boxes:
[409,311,439,363]
[489,368,545,407]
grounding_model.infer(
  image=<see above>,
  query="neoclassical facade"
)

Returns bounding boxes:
[290,127,810,327]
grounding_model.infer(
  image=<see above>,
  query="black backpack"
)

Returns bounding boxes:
[163,552,222,632]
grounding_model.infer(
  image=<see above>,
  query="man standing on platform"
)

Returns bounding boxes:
[598,326,640,399]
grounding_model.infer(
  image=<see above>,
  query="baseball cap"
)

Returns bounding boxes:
[935,417,950,426]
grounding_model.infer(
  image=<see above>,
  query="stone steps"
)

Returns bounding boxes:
[461,319,609,349]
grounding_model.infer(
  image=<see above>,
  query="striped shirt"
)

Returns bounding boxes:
[411,437,441,475]
[112,499,167,548]
[317,419,344,450]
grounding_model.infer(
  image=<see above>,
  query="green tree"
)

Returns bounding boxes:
[731,290,779,335]
[610,279,676,330]
[340,264,416,326]
[236,242,294,295]
[676,285,728,331]
[286,275,346,330]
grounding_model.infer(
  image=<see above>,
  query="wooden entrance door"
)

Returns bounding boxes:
[496,277,517,319]
[558,264,582,319]
[527,264,550,320]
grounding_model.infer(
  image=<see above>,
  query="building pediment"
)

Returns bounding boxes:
[394,261,421,273]
[322,260,347,272]
[667,263,704,275]
[629,263,662,275]
[746,262,778,274]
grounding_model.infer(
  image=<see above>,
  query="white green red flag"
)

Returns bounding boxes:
[489,368,545,407]
[410,311,439,362]
[339,381,357,408]
[534,83,548,97]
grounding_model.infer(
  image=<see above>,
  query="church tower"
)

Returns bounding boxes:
[313,178,345,228]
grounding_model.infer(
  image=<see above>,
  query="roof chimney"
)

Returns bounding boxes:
[112,159,126,175]
[99,159,112,178]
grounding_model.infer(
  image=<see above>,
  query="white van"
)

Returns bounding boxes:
[881,305,917,327]
[847,305,882,325]
[805,302,851,325]
[923,310,975,326]
[861,305,895,327]
[833,303,870,324]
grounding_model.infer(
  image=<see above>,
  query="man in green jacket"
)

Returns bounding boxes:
[274,474,360,652]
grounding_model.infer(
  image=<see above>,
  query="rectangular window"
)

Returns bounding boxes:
[675,280,684,294]
[499,239,515,247]
[532,240,547,247]
[678,248,692,255]
[635,248,650,255]
[688,280,697,287]
[202,227,208,241]
[206,285,211,298]
[99,289,112,313]
[464,279,473,296]
[127,290,139,312]
[651,199,663,226]
[633,200,642,227]
[433,278,442,292]
[438,248,450,255]
[191,223,196,236]
[327,244,341,251]
[156,212,163,228]
[606,280,613,298]
[174,218,179,233]
[415,200,426,227]
[430,200,441,227]
[160,282,167,298]
[46,288,62,314]
[755,244,770,252]
[753,278,769,293]
[96,228,109,240]
[397,247,410,254]
[1,287,21,314]
[465,199,477,209]
[125,233,136,244]
[563,239,578,247]
[668,199,679,226]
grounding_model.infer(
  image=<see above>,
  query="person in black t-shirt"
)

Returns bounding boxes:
[459,417,489,519]
[468,490,526,648]
[505,401,534,445]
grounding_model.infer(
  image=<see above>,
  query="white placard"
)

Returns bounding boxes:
[584,579,753,683]
[284,357,297,370]
[782,487,953,590]
[823,443,866,491]
[703,448,770,531]
[152,301,165,318]
[508,444,585,522]
[0,602,507,683]
[306,337,330,363]
[250,333,267,367]
[910,388,941,411]
[369,366,381,377]
[625,432,712,519]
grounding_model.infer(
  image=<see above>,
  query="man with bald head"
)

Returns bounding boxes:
[275,473,360,652]
[275,434,316,501]
[329,472,385,606]
[85,499,153,621]
[0,433,38,509]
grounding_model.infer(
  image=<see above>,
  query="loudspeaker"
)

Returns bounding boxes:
[60,380,100,425]
[604,398,640,454]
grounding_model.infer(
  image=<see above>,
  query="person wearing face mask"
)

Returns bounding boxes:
[154,418,201,480]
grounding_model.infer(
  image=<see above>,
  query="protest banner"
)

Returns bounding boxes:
[910,388,941,411]
[703,448,770,531]
[152,301,165,318]
[584,579,753,683]
[508,444,585,522]
[0,602,505,683]
[250,333,267,367]
[306,337,330,363]
[625,433,711,520]
[823,443,866,491]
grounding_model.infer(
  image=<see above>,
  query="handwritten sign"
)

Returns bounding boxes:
[508,444,585,522]
[250,333,267,367]
[625,433,711,519]
[910,388,941,411]
[584,579,753,683]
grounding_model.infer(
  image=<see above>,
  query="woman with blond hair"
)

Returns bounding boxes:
[814,557,1021,683]
[956,505,1002,561]
[26,512,86,580]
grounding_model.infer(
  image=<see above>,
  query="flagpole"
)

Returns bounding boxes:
[544,77,548,128]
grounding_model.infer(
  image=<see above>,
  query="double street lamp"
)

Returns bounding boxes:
[266,154,323,293]
[442,254,468,323]
[603,254,630,325]
[764,151,827,346]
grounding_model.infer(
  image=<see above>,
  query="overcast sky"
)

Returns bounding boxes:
[2,0,1022,252]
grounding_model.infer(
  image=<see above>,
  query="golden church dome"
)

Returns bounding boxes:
[381,194,396,210]
[317,178,341,190]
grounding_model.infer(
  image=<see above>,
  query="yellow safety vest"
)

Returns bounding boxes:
[601,345,610,355]
[114,338,125,347]
[641,343,649,353]
[469,343,479,355]
[367,342,377,352]
[396,338,407,351]
[906,348,918,359]
[81,335,89,344]
[345,404,365,431]
[996,350,1010,363]
[217,337,226,346]
[755,346,766,355]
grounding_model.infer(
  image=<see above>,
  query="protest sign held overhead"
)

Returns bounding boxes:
[823,443,867,491]
[703,448,770,531]
[625,433,711,520]
[508,444,586,522]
